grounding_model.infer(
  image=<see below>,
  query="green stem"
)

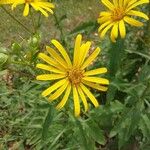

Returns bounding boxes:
[109,39,125,77]
[37,13,42,29]
[106,39,125,103]
[1,6,33,35]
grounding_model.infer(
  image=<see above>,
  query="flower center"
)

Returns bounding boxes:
[67,68,83,85]
[112,7,125,21]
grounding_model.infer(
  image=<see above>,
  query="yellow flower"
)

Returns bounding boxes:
[98,0,149,42]
[0,0,55,17]
[36,34,109,116]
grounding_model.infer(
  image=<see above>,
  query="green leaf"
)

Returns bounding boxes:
[74,118,89,150]
[42,105,54,141]
[85,119,106,145]
[139,114,150,139]
[110,100,124,113]
[109,38,125,77]
[0,53,8,67]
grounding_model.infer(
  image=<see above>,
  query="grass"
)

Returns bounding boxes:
[0,0,102,47]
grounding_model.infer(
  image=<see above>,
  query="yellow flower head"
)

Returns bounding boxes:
[98,0,149,42]
[36,34,109,116]
[0,0,55,17]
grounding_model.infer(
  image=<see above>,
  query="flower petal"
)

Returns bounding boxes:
[73,34,82,66]
[124,16,143,26]
[49,81,69,101]
[41,79,67,97]
[56,83,71,110]
[80,84,99,107]
[82,80,108,92]
[126,0,149,12]
[119,20,126,38]
[36,74,65,81]
[46,46,68,68]
[98,21,112,32]
[127,10,149,20]
[72,86,80,117]
[51,39,72,67]
[36,64,65,74]
[78,41,91,66]
[110,22,119,42]
[38,53,64,70]
[81,47,101,70]
[100,23,114,39]
[101,0,115,10]
[84,68,107,76]
[31,3,49,17]
[82,77,109,85]
[23,3,29,16]
[78,86,88,112]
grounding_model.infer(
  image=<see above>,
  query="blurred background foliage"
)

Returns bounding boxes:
[0,0,150,150]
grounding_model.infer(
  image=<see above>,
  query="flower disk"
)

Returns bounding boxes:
[98,0,149,42]
[0,0,55,17]
[36,34,109,116]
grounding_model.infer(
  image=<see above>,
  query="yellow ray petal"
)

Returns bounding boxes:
[82,80,108,92]
[56,83,71,110]
[124,16,143,26]
[110,23,119,42]
[0,0,15,4]
[113,0,119,7]
[99,11,111,17]
[51,39,72,67]
[101,0,115,10]
[73,86,80,117]
[81,47,101,70]
[126,0,149,12]
[49,80,69,101]
[36,64,65,74]
[23,3,29,16]
[37,3,54,14]
[98,16,111,24]
[100,23,114,39]
[38,53,65,71]
[36,74,66,81]
[98,21,112,32]
[82,77,109,85]
[41,79,67,97]
[31,3,49,17]
[118,0,124,7]
[73,34,82,66]
[84,68,107,76]
[111,22,118,39]
[126,0,137,8]
[39,2,55,8]
[78,86,88,112]
[80,84,99,107]
[46,46,68,68]
[127,10,149,20]
[110,31,116,43]
[79,41,91,66]
[119,20,126,38]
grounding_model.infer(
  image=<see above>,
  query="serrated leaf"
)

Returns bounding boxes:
[85,119,106,145]
[42,105,54,141]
